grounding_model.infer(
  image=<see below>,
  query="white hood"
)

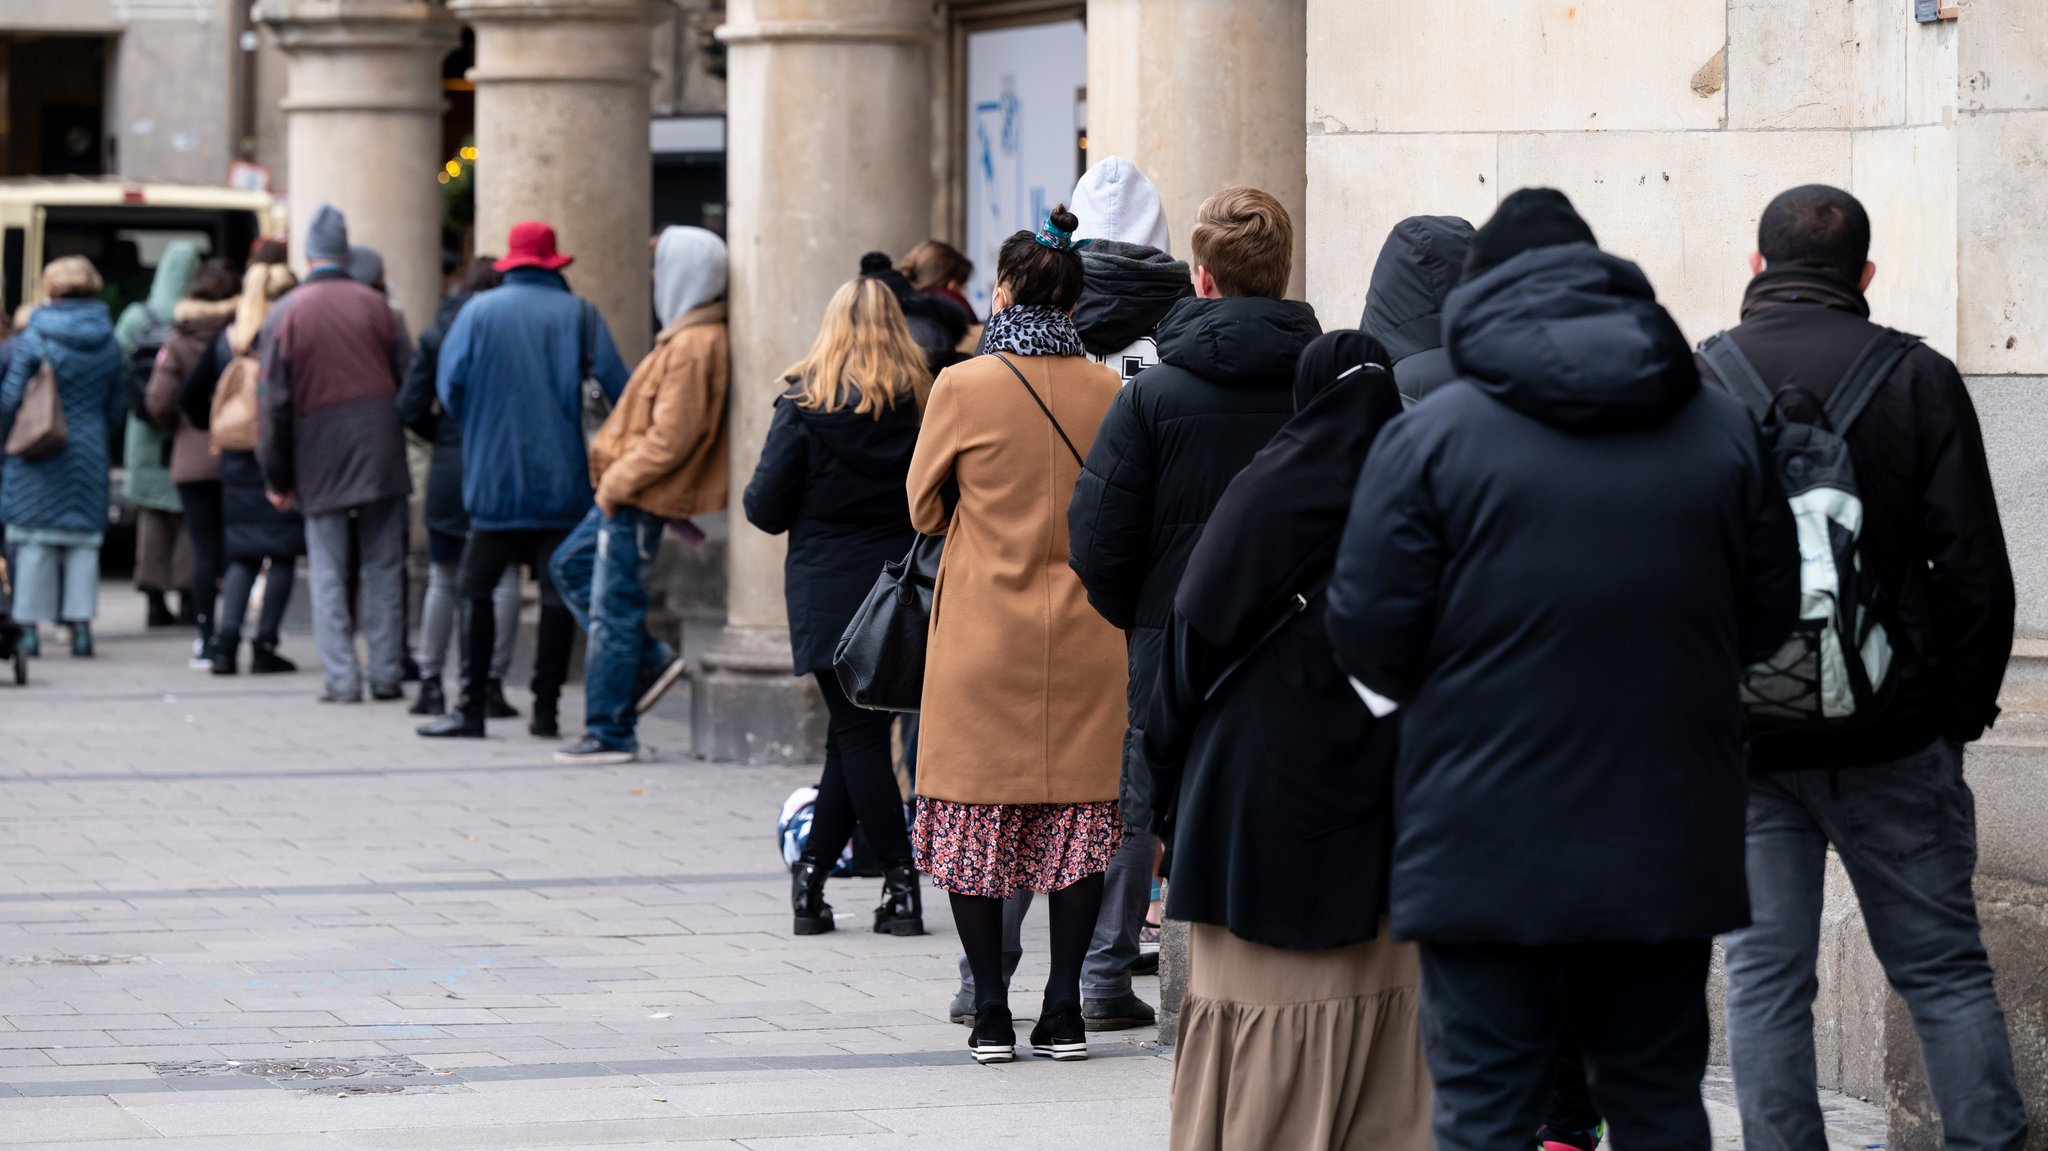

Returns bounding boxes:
[1070,155,1172,255]
[654,225,729,329]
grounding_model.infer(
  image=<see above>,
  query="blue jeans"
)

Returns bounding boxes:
[1723,740,2025,1151]
[550,506,676,751]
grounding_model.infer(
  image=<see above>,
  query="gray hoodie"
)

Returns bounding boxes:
[654,226,728,329]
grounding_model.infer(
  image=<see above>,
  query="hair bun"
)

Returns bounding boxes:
[858,251,894,276]
[1048,204,1079,236]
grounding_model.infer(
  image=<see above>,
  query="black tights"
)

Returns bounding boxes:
[953,872,1105,1012]
[802,673,911,870]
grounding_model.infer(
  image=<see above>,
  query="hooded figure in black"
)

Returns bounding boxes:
[1324,188,1799,1151]
[1069,156,1196,383]
[1362,214,1473,406]
[859,252,966,377]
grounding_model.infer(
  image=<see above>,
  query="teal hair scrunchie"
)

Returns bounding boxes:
[1034,216,1090,253]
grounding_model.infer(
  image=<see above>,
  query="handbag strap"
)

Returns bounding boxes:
[1203,573,1333,703]
[578,301,596,381]
[993,351,1083,466]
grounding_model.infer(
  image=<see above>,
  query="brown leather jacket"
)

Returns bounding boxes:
[588,302,729,518]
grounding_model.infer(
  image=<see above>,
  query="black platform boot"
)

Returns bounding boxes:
[873,865,925,936]
[249,637,296,674]
[792,861,836,936]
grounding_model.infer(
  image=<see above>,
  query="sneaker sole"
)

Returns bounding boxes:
[1031,1041,1088,1061]
[971,1044,1015,1065]
[637,659,689,714]
[555,750,638,765]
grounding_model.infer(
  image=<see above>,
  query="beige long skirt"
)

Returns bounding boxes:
[1171,922,1432,1151]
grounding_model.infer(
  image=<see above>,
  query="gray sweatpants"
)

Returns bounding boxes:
[304,497,407,698]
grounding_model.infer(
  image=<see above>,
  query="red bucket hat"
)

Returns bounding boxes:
[495,220,574,272]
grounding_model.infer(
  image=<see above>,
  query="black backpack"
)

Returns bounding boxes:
[1697,327,1919,731]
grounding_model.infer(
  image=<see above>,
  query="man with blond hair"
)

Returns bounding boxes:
[1066,186,1321,1027]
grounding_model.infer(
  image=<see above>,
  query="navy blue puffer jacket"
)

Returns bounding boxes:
[0,300,127,534]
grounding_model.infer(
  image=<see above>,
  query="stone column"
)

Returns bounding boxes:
[451,0,664,359]
[1085,0,1309,296]
[693,0,935,763]
[258,0,456,333]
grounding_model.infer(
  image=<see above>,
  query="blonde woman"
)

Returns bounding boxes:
[744,274,931,939]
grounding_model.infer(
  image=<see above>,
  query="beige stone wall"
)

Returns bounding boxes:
[113,0,239,186]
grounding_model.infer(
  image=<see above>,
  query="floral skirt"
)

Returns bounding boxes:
[911,797,1123,899]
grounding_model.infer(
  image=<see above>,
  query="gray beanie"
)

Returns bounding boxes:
[305,204,349,264]
[347,245,385,288]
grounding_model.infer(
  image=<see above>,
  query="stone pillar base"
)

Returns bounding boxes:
[1157,917,1190,1046]
[690,626,826,764]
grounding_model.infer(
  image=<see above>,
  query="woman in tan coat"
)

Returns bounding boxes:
[907,206,1126,1066]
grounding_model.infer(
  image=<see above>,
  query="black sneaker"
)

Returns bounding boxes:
[1030,1002,1088,1061]
[636,655,688,714]
[1081,991,1155,1032]
[968,1003,1015,1065]
[554,735,638,765]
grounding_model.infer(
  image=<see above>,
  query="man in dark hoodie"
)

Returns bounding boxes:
[1325,189,1800,1150]
[1066,185,1319,1026]
[1363,214,1475,406]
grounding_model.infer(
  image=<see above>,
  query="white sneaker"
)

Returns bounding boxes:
[188,638,212,670]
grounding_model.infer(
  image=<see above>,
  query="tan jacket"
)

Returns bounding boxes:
[145,297,239,485]
[588,303,729,518]
[908,352,1128,806]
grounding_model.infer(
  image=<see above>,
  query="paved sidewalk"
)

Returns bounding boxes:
[0,594,1883,1148]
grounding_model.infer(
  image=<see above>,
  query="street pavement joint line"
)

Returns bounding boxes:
[0,872,789,905]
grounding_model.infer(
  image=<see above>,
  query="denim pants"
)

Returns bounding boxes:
[11,542,99,624]
[1722,740,2026,1151]
[550,505,676,750]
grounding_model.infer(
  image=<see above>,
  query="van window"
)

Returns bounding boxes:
[41,206,256,325]
[3,228,21,317]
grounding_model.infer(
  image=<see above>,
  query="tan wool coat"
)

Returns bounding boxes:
[588,302,729,518]
[908,351,1128,806]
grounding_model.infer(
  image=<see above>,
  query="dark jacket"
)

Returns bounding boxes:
[1073,240,1195,378]
[259,267,412,516]
[742,386,920,675]
[1145,331,1405,951]
[1326,243,1800,945]
[437,269,630,532]
[1363,215,1473,406]
[870,264,968,377]
[0,301,126,534]
[189,329,304,559]
[1713,269,2014,769]
[397,290,479,541]
[1067,294,1321,830]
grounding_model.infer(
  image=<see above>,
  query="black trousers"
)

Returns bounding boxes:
[802,672,911,871]
[1418,939,1712,1151]
[177,481,225,638]
[456,529,571,716]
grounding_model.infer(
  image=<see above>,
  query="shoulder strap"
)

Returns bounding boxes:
[1824,328,1920,434]
[993,351,1083,466]
[1204,573,1334,703]
[578,301,596,379]
[1697,332,1775,418]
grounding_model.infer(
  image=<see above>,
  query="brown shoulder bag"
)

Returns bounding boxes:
[4,361,67,461]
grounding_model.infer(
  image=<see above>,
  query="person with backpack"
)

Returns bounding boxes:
[1708,185,2024,1151]
[416,220,629,740]
[116,240,199,630]
[1324,188,1800,1149]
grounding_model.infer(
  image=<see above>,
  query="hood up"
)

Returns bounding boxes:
[1070,155,1172,253]
[1154,295,1322,387]
[787,389,922,481]
[1363,215,1473,363]
[655,226,728,329]
[1073,239,1194,356]
[1443,242,1698,434]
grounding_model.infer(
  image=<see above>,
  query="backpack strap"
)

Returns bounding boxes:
[1823,328,1920,434]
[1697,331,1775,419]
[578,301,596,380]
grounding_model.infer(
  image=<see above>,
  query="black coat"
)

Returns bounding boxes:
[1363,214,1472,407]
[1145,332,1405,951]
[186,330,304,560]
[1326,243,1800,945]
[742,387,920,675]
[396,292,476,542]
[1067,295,1321,830]
[1073,240,1194,360]
[1713,270,2014,770]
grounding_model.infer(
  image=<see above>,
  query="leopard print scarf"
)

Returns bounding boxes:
[980,303,1085,358]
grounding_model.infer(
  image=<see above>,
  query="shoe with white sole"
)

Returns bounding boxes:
[968,1003,1015,1065]
[1030,1002,1088,1061]
[554,735,639,765]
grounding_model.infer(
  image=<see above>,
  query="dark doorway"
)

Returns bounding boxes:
[0,35,112,177]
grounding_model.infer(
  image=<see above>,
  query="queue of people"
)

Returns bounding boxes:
[0,154,2024,1151]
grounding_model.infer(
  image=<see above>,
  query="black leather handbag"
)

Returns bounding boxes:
[832,533,944,712]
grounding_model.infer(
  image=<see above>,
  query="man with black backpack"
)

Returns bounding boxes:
[1707,185,2024,1151]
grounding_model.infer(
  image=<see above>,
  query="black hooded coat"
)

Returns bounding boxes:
[742,385,921,675]
[1144,331,1405,950]
[1072,240,1194,376]
[1362,215,1473,407]
[1325,242,1800,944]
[1067,294,1321,831]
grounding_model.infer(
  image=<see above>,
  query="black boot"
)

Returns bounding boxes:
[485,678,520,719]
[792,861,836,935]
[249,638,296,674]
[410,677,447,716]
[145,591,176,629]
[418,679,485,738]
[528,694,559,738]
[209,629,241,676]
[873,865,925,936]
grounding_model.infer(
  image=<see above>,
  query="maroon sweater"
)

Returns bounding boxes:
[258,268,412,516]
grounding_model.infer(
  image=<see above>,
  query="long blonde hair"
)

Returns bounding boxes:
[229,262,297,355]
[783,276,931,418]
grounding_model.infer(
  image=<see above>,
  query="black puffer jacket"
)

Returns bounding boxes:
[742,385,920,675]
[396,291,479,542]
[1363,215,1473,406]
[1711,269,2014,771]
[1067,295,1321,830]
[1073,240,1194,372]
[1326,243,1799,945]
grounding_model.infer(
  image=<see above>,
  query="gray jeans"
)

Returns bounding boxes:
[417,559,517,682]
[1723,739,2025,1151]
[304,497,407,697]
[956,827,1158,999]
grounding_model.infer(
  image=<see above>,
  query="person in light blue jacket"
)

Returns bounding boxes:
[418,220,628,741]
